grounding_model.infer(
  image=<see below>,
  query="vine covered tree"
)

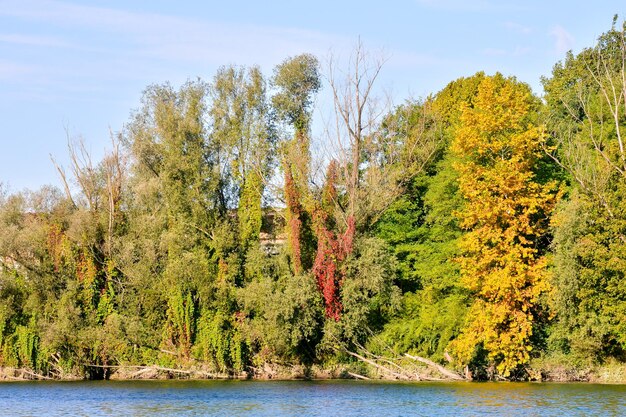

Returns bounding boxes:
[272,54,321,274]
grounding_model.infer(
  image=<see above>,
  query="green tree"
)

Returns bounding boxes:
[373,75,483,362]
[543,18,626,361]
[210,65,275,251]
[122,80,220,360]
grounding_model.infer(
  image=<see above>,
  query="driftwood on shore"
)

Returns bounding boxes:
[344,350,410,380]
[1,345,464,382]
[403,354,465,380]
[342,346,466,381]
[346,371,370,380]
[0,367,58,381]
[83,364,234,380]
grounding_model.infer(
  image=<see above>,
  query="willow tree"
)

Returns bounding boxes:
[210,65,274,251]
[450,74,560,377]
[122,80,218,358]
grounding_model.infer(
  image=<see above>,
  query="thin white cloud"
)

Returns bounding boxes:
[0,33,71,47]
[0,0,168,32]
[0,61,35,80]
[138,25,351,68]
[550,25,574,55]
[0,0,454,111]
[503,21,532,35]
[0,0,458,106]
[0,0,351,68]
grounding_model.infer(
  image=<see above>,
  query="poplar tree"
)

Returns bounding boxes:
[450,74,559,376]
[272,54,321,274]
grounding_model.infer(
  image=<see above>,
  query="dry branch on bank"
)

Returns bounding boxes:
[403,354,465,381]
[342,347,466,381]
[83,364,233,380]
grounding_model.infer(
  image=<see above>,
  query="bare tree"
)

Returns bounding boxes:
[102,133,125,255]
[326,41,440,229]
[51,131,126,256]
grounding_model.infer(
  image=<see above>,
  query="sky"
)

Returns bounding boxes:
[1,0,625,191]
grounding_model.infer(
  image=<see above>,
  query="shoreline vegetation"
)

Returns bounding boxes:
[3,361,626,383]
[2,19,626,384]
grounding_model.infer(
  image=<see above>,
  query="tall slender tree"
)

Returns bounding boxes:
[450,74,560,377]
[272,54,321,274]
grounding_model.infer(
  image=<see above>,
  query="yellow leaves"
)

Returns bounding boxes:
[449,74,559,376]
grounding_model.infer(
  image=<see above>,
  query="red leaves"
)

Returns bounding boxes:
[313,226,340,320]
[313,215,355,321]
[288,157,358,320]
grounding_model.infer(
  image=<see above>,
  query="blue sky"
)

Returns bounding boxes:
[1,0,625,191]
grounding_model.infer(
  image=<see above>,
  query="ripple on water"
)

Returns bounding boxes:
[0,380,625,417]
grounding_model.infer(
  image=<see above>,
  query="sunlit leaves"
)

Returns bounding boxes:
[450,74,560,376]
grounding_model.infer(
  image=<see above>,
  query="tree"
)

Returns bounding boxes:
[313,43,439,321]
[272,54,321,274]
[122,80,220,359]
[543,18,626,361]
[373,75,483,362]
[449,74,560,377]
[543,18,626,217]
[209,65,275,252]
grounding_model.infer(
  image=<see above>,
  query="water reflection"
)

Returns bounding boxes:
[0,380,625,416]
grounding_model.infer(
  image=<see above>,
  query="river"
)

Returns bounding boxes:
[0,380,624,416]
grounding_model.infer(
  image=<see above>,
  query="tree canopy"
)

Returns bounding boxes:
[1,18,626,381]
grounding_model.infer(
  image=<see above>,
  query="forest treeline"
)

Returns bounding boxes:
[1,20,626,381]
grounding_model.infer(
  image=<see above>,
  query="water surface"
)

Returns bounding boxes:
[0,380,624,416]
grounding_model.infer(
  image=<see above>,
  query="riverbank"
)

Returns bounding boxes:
[3,361,626,383]
[528,357,626,384]
[0,363,349,382]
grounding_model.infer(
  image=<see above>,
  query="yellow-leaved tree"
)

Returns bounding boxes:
[450,74,560,377]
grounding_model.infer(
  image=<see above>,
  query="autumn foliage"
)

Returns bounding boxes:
[312,161,355,320]
[5,23,626,381]
[284,165,304,274]
[449,75,560,376]
[313,216,355,320]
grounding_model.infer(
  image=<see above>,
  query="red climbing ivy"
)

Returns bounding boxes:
[313,215,355,321]
[312,161,356,320]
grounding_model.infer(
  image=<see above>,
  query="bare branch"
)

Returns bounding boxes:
[50,154,76,208]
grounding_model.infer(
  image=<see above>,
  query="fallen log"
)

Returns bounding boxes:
[344,350,409,380]
[347,371,370,380]
[22,369,53,380]
[404,354,465,380]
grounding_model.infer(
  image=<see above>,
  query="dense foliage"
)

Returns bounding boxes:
[1,20,626,380]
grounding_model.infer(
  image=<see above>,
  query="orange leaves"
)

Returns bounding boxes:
[284,166,303,274]
[46,223,71,272]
